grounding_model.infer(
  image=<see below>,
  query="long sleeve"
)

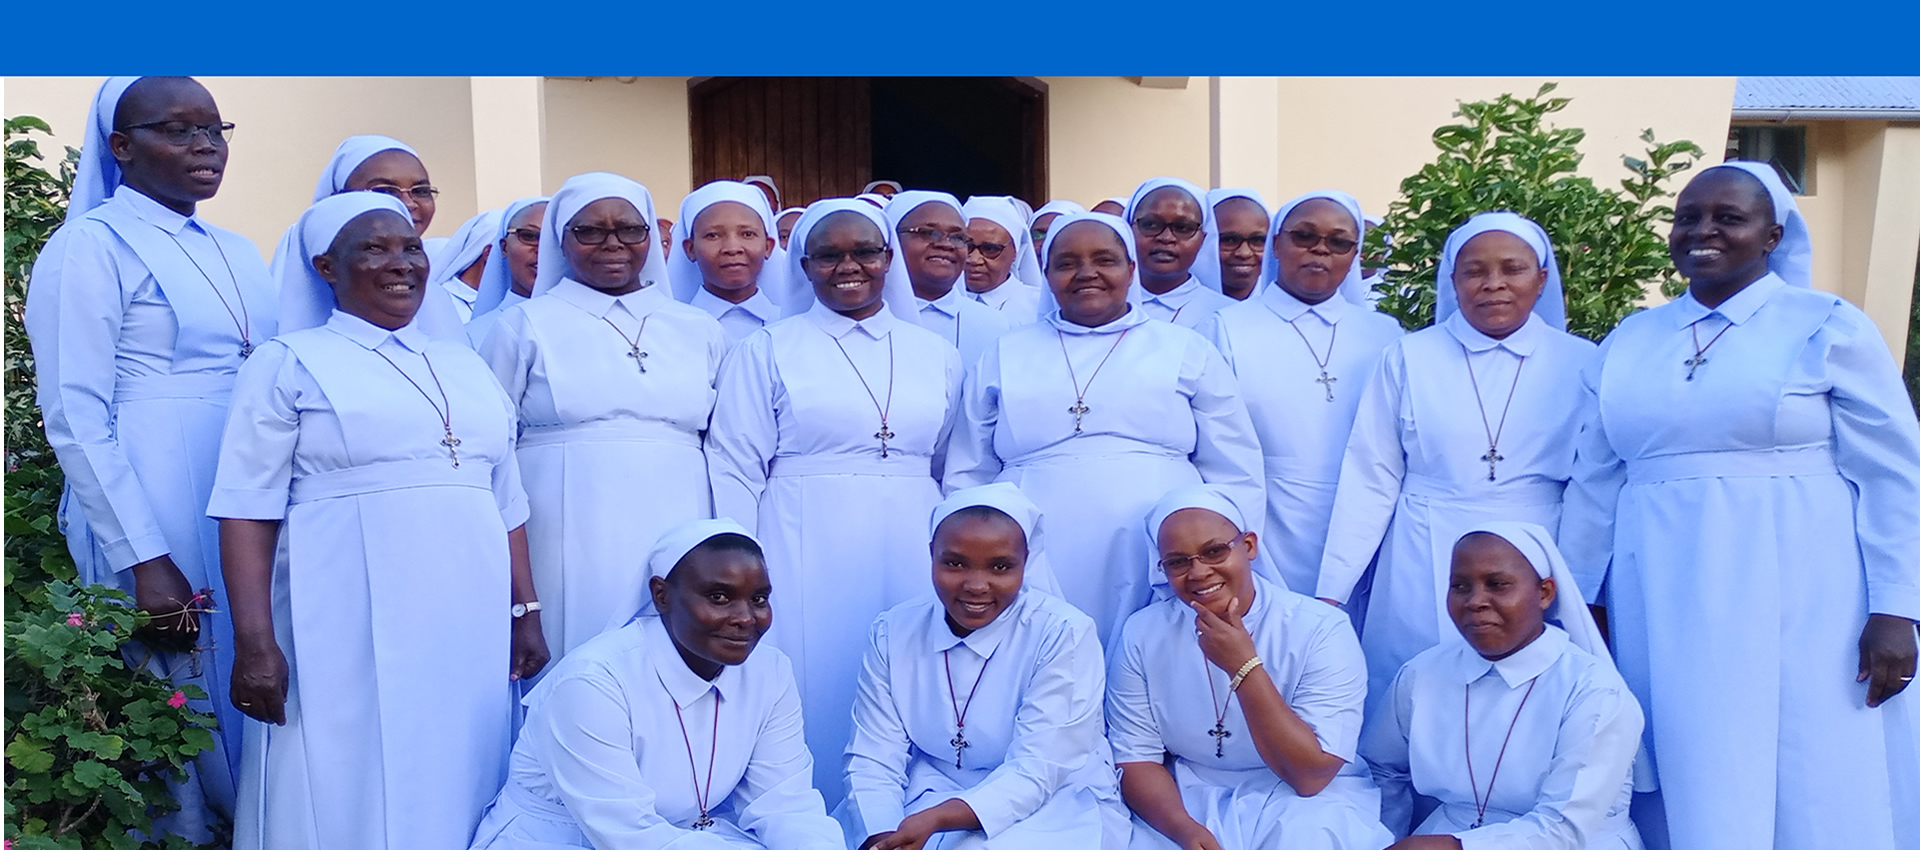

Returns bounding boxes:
[478,308,535,426]
[1559,339,1624,605]
[1455,678,1643,850]
[844,618,913,837]
[24,226,169,570]
[941,340,1004,492]
[1182,337,1266,538]
[206,342,302,521]
[930,346,965,484]
[706,330,780,536]
[1824,305,1920,620]
[1105,621,1164,765]
[955,619,1106,838]
[1358,664,1418,838]
[487,376,532,532]
[731,671,844,850]
[1316,347,1409,602]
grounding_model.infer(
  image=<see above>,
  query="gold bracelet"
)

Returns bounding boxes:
[1229,656,1264,691]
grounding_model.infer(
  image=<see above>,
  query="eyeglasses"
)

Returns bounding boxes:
[568,223,651,246]
[508,228,542,246]
[898,227,974,249]
[1133,218,1204,239]
[117,121,236,146]
[968,241,1009,259]
[1281,229,1358,254]
[804,247,890,269]
[368,185,442,204]
[1157,533,1248,576]
[1218,233,1268,252]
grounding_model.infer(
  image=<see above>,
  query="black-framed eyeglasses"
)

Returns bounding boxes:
[117,121,236,146]
[1218,233,1268,252]
[804,246,890,269]
[1158,533,1248,576]
[568,223,651,246]
[508,227,542,246]
[1281,229,1358,254]
[968,241,1009,260]
[898,227,973,249]
[1133,218,1204,239]
[368,185,442,204]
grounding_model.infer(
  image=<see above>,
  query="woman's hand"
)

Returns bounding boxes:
[511,613,550,682]
[1858,613,1917,707]
[1193,597,1258,675]
[867,799,979,850]
[1176,825,1227,850]
[131,555,200,652]
[1387,835,1464,849]
[231,637,289,724]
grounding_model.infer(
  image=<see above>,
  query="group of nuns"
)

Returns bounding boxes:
[25,75,1920,850]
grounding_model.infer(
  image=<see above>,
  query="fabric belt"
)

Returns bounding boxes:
[501,780,576,824]
[289,458,493,504]
[112,372,235,403]
[767,454,932,478]
[517,419,701,450]
[1262,456,1340,485]
[1401,471,1565,506]
[1627,444,1836,484]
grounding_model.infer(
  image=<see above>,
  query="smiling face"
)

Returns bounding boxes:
[1130,186,1206,294]
[1273,198,1358,305]
[1448,533,1553,660]
[1213,197,1270,300]
[685,201,773,298]
[1451,230,1546,339]
[110,77,227,216]
[501,201,546,297]
[804,211,892,320]
[964,217,1018,292]
[562,197,651,295]
[1670,168,1782,299]
[1156,508,1257,619]
[931,507,1028,636]
[898,202,968,298]
[1046,220,1135,327]
[313,209,430,331]
[343,149,435,235]
[653,537,773,676]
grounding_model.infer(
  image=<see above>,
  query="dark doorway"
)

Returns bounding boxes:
[690,77,1047,207]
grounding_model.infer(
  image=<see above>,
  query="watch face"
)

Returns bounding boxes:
[512,603,527,618]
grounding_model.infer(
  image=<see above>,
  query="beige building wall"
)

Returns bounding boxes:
[1793,120,1920,357]
[1041,76,1213,206]
[541,77,693,219]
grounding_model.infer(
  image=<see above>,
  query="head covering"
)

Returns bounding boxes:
[1123,178,1215,291]
[667,180,788,306]
[1008,196,1034,223]
[1142,484,1284,598]
[1032,200,1086,221]
[470,196,549,318]
[277,192,464,340]
[68,76,145,221]
[311,135,421,203]
[780,198,919,321]
[535,172,668,298]
[742,174,781,209]
[1036,211,1147,315]
[1434,211,1568,331]
[629,518,759,621]
[855,193,889,209]
[930,483,1062,598]
[962,196,1046,290]
[862,180,904,194]
[1453,522,1610,669]
[428,208,504,287]
[1261,190,1374,305]
[775,206,808,223]
[1094,197,1130,213]
[1196,188,1270,297]
[882,190,970,299]
[1697,161,1812,289]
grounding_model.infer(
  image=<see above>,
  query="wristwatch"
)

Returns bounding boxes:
[511,601,543,619]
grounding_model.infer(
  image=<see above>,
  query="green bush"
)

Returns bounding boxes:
[1368,83,1705,341]
[5,115,219,850]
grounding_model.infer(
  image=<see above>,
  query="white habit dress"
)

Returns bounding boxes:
[1140,275,1236,331]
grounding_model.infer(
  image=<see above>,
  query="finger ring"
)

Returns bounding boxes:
[238,701,252,706]
[1902,676,1915,683]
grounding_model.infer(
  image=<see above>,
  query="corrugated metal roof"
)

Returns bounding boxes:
[1734,77,1920,112]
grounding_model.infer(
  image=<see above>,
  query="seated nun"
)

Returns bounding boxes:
[432,207,504,322]
[1109,486,1393,850]
[469,519,844,850]
[1199,189,1269,302]
[840,484,1125,850]
[1358,523,1643,850]
[1028,200,1085,253]
[960,196,1047,322]
[669,180,786,345]
[467,196,550,345]
[1124,179,1237,330]
[885,190,1014,370]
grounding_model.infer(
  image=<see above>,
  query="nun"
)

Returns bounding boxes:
[840,484,1126,850]
[944,211,1265,648]
[24,75,271,840]
[1108,486,1393,850]
[479,172,726,659]
[777,207,807,249]
[467,519,845,850]
[1125,178,1236,330]
[866,180,906,198]
[706,199,964,801]
[1316,212,1595,721]
[886,190,1015,370]
[668,180,786,346]
[1560,162,1920,850]
[1198,189,1269,302]
[1359,523,1644,850]
[466,196,550,346]
[210,192,545,850]
[743,174,782,211]
[433,207,505,322]
[1028,200,1085,253]
[269,134,437,280]
[1091,198,1128,217]
[1204,191,1404,597]
[961,196,1047,322]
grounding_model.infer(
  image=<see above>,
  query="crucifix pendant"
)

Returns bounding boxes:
[875,422,895,459]
[1683,353,1706,381]
[950,730,970,767]
[1209,722,1231,758]
[692,812,714,830]
[239,341,254,359]
[1481,447,1503,482]
[1316,370,1337,402]
[441,429,463,468]
[1068,399,1090,433]
[628,346,649,373]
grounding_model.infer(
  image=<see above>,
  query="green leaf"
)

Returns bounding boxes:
[6,738,54,773]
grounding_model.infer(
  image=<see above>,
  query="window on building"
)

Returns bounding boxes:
[1727,125,1810,194]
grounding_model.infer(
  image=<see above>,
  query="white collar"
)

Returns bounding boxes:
[807,298,901,340]
[1670,271,1785,329]
[442,278,479,305]
[1260,282,1351,324]
[916,284,969,318]
[644,615,743,705]
[1045,303,1149,336]
[112,185,197,236]
[929,591,1028,658]
[1457,624,1569,688]
[1445,310,1544,357]
[325,309,432,353]
[693,285,780,324]
[1142,275,1205,306]
[550,277,666,320]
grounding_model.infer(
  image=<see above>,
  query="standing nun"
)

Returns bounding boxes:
[1316,212,1595,721]
[840,483,1123,850]
[480,172,726,659]
[1560,162,1920,850]
[467,196,551,346]
[960,196,1047,323]
[1028,200,1085,255]
[945,211,1264,648]
[211,192,546,850]
[668,180,786,346]
[25,75,273,840]
[1109,486,1393,850]
[886,190,1015,370]
[776,207,807,250]
[269,134,439,280]
[706,199,964,802]
[1205,191,1404,597]
[468,519,845,850]
[433,207,505,322]
[1124,178,1237,330]
[1196,188,1269,302]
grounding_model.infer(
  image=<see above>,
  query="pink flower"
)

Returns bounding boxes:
[167,691,188,708]
[67,612,84,627]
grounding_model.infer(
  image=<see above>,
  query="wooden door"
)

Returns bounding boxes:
[689,77,872,207]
